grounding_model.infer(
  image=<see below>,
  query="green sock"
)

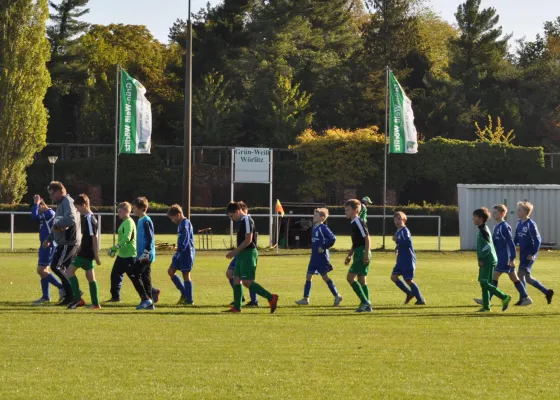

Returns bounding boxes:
[89,281,99,306]
[234,284,243,310]
[351,281,368,304]
[481,283,490,309]
[69,276,81,300]
[488,283,506,301]
[361,285,370,301]
[249,282,272,301]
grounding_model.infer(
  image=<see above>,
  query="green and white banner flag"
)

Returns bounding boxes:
[389,71,418,154]
[119,70,152,154]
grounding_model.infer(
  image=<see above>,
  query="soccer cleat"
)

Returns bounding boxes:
[67,298,85,309]
[269,294,279,314]
[513,299,522,306]
[295,298,310,306]
[88,304,102,309]
[177,295,186,305]
[519,297,533,306]
[545,289,554,304]
[57,288,66,302]
[473,298,484,306]
[145,304,155,310]
[356,302,373,313]
[502,295,512,312]
[184,302,194,306]
[136,299,154,310]
[245,300,259,307]
[152,288,161,304]
[56,297,73,306]
[32,297,50,305]
[222,307,241,313]
[476,307,491,312]
[404,293,415,305]
[333,295,343,307]
[415,300,426,305]
[104,298,121,303]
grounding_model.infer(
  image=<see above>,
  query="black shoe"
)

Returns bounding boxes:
[514,299,522,306]
[415,300,426,305]
[245,300,259,307]
[56,297,73,306]
[104,298,121,303]
[546,289,555,304]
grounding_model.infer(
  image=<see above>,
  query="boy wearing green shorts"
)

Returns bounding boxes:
[224,201,278,313]
[67,194,101,309]
[344,199,372,313]
[472,207,512,313]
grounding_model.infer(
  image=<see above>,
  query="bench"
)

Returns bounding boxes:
[541,242,557,250]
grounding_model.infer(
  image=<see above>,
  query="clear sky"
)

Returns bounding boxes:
[85,0,560,46]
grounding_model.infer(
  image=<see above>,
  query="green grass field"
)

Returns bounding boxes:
[0,233,460,252]
[1,250,560,399]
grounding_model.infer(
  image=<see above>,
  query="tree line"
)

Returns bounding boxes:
[1,0,559,203]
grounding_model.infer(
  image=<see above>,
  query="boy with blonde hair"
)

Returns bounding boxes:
[514,201,554,304]
[295,208,343,306]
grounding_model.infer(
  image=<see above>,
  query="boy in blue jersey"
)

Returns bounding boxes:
[130,197,161,310]
[31,195,64,304]
[167,204,195,305]
[474,204,532,307]
[390,212,425,305]
[295,208,343,306]
[514,201,554,304]
[225,202,259,307]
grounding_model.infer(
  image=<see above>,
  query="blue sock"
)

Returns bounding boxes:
[40,278,50,300]
[326,279,339,297]
[395,279,411,294]
[171,275,185,295]
[46,273,63,289]
[228,278,234,288]
[514,281,528,298]
[249,290,258,304]
[184,280,193,303]
[529,279,548,295]
[303,281,312,298]
[489,280,498,300]
[409,282,424,302]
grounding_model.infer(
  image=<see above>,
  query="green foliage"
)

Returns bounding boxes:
[474,115,515,144]
[0,0,51,203]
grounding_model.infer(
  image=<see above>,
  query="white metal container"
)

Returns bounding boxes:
[457,184,560,250]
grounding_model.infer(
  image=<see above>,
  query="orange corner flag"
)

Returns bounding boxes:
[276,199,285,217]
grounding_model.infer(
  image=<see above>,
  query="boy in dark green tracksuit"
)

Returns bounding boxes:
[472,208,512,312]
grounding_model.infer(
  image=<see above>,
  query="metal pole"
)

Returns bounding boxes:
[51,164,54,182]
[437,216,441,252]
[382,66,389,250]
[10,213,14,252]
[113,64,120,246]
[97,214,102,250]
[269,150,273,247]
[182,0,193,220]
[230,148,234,248]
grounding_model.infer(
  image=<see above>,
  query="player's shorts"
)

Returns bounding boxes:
[72,255,95,271]
[307,262,334,276]
[478,262,496,283]
[50,245,78,272]
[518,259,536,273]
[348,246,371,276]
[494,263,515,274]
[227,256,237,271]
[171,252,194,272]
[392,261,415,281]
[38,247,54,267]
[234,248,258,280]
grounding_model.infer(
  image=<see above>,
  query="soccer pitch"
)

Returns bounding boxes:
[1,251,559,399]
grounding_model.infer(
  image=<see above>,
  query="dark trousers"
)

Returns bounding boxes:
[110,257,135,300]
[129,261,153,301]
[50,245,78,302]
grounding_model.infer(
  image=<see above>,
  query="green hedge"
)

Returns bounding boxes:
[0,204,458,235]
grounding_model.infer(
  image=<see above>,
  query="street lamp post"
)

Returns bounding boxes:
[181,0,193,219]
[48,156,58,182]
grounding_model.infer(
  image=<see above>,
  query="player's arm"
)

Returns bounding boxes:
[322,225,336,249]
[179,222,193,252]
[139,219,154,261]
[363,232,371,263]
[89,217,101,264]
[116,220,133,248]
[54,199,75,230]
[529,222,541,257]
[31,201,41,221]
[397,229,412,248]
[504,225,516,263]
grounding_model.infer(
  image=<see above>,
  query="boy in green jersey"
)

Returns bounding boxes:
[472,207,512,313]
[106,202,137,302]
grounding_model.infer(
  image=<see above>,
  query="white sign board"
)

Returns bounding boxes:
[234,147,271,183]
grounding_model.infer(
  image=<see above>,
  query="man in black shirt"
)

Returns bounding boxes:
[66,194,101,309]
[224,201,278,313]
[344,199,372,312]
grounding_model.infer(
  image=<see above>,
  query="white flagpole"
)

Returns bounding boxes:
[113,64,120,246]
[382,66,389,250]
[276,212,280,254]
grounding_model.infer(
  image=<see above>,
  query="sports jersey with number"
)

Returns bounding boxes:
[395,226,416,266]
[237,215,257,248]
[350,217,368,249]
[492,221,516,266]
[31,205,55,244]
[78,213,98,259]
[137,215,156,262]
[176,218,195,258]
[514,219,541,260]
[310,224,336,266]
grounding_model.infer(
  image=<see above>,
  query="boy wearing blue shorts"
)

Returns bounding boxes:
[226,202,258,307]
[168,204,195,305]
[31,195,63,304]
[344,199,372,313]
[295,208,343,306]
[390,212,425,305]
[474,204,532,307]
[514,201,554,304]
